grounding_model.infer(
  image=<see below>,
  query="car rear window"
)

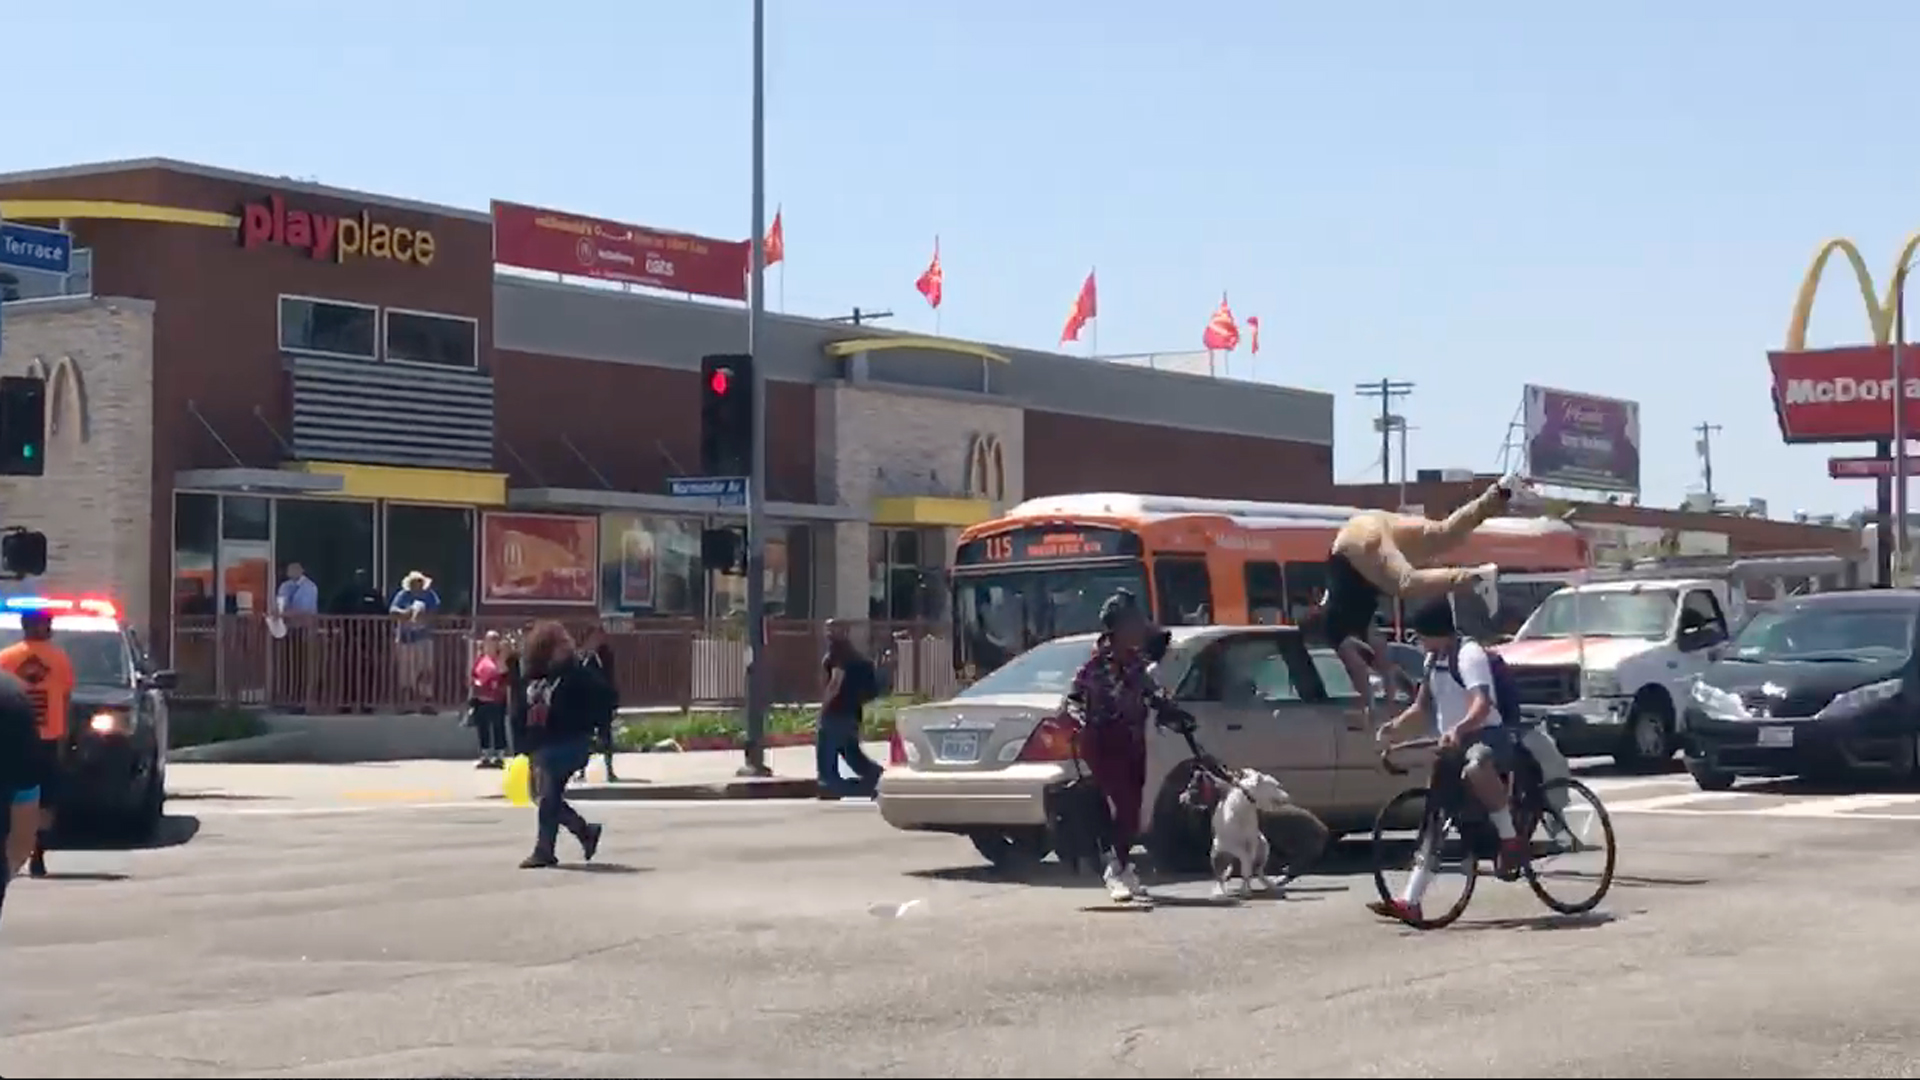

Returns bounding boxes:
[956,637,1094,698]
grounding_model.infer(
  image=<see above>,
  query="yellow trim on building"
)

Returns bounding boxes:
[288,462,508,506]
[871,496,994,527]
[0,200,240,229]
[825,336,1010,365]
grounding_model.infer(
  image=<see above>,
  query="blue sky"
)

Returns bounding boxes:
[8,2,1919,516]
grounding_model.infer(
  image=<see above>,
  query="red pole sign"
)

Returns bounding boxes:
[1829,455,1895,479]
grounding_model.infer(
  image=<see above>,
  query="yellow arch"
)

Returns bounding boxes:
[0,199,239,229]
[22,357,90,444]
[1785,232,1920,350]
[967,434,1006,501]
[824,336,1010,365]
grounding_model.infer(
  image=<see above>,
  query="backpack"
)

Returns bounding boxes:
[1425,643,1526,728]
[842,655,881,708]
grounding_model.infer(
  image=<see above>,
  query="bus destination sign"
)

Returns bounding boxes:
[956,526,1140,566]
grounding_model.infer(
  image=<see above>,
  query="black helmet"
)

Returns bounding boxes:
[1098,589,1146,632]
[1407,596,1457,639]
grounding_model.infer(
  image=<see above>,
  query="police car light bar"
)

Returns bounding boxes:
[2,596,118,619]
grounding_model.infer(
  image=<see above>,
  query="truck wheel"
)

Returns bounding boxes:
[1616,696,1675,773]
[114,765,165,843]
[1686,756,1736,792]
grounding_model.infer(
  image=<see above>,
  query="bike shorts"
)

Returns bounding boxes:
[1434,726,1519,791]
[1322,552,1382,648]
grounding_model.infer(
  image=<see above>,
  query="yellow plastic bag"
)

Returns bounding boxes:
[504,754,535,808]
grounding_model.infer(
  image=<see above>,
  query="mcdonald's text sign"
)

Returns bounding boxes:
[1769,235,1920,443]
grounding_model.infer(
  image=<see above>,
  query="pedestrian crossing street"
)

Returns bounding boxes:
[1578,772,1920,823]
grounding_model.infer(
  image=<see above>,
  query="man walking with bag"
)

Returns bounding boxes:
[816,620,884,800]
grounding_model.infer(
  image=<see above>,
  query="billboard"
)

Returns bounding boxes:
[491,200,749,302]
[1523,385,1641,493]
[1767,235,1920,443]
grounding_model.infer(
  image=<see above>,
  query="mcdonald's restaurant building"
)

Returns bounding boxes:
[0,158,1337,660]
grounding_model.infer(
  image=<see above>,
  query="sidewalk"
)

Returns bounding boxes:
[164,742,892,806]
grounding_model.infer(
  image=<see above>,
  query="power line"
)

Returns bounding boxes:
[1355,379,1414,486]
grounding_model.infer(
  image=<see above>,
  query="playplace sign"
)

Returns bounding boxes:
[238,194,436,267]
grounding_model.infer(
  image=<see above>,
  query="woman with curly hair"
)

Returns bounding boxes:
[516,620,612,869]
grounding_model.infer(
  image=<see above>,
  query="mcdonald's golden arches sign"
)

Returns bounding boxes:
[1768,234,1920,443]
[965,433,1007,502]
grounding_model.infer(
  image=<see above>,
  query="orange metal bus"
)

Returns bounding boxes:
[950,492,1590,674]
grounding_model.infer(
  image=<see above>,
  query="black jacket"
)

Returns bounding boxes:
[0,671,38,853]
[519,655,615,752]
[583,644,619,728]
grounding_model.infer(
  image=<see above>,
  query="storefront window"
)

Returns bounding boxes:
[385,310,479,368]
[280,297,378,359]
[173,493,218,617]
[600,513,704,617]
[386,504,475,614]
[274,498,377,614]
[220,496,273,615]
[870,526,947,622]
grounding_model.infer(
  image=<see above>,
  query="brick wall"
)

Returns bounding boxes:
[0,297,157,637]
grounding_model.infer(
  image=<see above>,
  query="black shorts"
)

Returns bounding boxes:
[1322,552,1382,647]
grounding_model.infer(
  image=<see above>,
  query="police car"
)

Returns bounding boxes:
[2,596,177,837]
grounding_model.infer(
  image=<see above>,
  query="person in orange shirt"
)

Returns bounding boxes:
[0,610,76,879]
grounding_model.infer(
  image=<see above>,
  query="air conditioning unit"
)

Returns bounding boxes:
[1746,498,1768,518]
[1682,493,1716,512]
[1439,468,1475,482]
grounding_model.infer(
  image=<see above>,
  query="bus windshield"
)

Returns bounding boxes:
[954,564,1150,673]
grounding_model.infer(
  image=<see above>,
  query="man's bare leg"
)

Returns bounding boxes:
[1335,637,1379,722]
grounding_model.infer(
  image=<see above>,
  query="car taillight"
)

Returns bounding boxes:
[889,722,907,766]
[1018,715,1081,762]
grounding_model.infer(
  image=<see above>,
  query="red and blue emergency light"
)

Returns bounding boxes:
[2,596,119,619]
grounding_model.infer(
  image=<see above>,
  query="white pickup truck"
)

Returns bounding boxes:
[1492,577,1740,770]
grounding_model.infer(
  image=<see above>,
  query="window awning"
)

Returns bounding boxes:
[509,487,863,522]
[174,468,344,495]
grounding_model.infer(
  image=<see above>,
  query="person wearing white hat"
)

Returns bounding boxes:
[389,571,441,713]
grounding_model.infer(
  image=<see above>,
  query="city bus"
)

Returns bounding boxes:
[950,492,1590,675]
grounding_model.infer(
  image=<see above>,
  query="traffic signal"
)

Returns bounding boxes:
[699,353,754,477]
[0,376,44,477]
[1,527,47,578]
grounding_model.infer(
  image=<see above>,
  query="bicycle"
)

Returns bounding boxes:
[1370,729,1618,930]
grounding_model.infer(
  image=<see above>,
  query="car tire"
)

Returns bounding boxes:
[1145,763,1213,875]
[1615,695,1675,773]
[114,763,165,842]
[1686,756,1735,792]
[967,828,1050,874]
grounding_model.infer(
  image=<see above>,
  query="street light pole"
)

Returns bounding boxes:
[739,0,772,777]
[1897,263,1910,585]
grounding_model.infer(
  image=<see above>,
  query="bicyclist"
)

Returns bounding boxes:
[1323,471,1538,722]
[1066,589,1190,904]
[1368,596,1527,924]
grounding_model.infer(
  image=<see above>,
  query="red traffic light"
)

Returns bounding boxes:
[709,368,732,396]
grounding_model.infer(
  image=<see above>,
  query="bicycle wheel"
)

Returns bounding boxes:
[1371,788,1477,930]
[1523,777,1617,915]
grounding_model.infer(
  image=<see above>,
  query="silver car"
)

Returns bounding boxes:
[877,625,1436,872]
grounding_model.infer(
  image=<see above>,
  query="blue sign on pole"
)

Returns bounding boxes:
[668,476,748,507]
[0,222,74,276]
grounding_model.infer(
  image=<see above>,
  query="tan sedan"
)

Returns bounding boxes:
[878,625,1437,873]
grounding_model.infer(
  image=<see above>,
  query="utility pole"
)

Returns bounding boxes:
[826,307,894,326]
[1355,379,1414,485]
[1694,421,1723,502]
[740,0,771,778]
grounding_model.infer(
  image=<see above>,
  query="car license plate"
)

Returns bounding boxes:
[1757,726,1794,749]
[936,731,982,763]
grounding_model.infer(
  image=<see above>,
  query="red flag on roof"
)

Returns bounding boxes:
[1246,315,1261,355]
[1201,294,1239,351]
[1059,270,1098,344]
[764,207,785,267]
[915,238,944,309]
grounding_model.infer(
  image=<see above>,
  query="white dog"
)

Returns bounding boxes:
[1208,768,1294,901]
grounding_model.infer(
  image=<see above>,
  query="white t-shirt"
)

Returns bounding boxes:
[1427,640,1500,734]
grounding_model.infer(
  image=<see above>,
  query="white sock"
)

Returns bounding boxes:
[1489,808,1516,840]
[1403,862,1434,906]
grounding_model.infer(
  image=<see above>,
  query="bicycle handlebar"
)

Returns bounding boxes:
[1378,735,1441,776]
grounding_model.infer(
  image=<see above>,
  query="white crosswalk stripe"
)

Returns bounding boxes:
[1580,774,1920,822]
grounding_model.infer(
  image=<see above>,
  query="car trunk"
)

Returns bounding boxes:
[895,693,1067,771]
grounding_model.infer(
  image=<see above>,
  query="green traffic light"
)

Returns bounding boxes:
[22,446,34,460]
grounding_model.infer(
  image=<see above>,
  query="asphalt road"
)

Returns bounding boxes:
[6,768,1920,1078]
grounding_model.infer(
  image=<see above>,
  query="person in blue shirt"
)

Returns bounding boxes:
[274,562,321,711]
[389,571,441,713]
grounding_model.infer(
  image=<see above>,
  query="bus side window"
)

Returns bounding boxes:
[1282,561,1328,625]
[1153,557,1213,626]
[1244,560,1284,625]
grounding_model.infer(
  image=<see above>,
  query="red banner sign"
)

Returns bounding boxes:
[491,200,748,301]
[1829,456,1895,479]
[1767,345,1920,443]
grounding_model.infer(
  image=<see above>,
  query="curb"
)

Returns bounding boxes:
[566,776,820,802]
[168,731,311,763]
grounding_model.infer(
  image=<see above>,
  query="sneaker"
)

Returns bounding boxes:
[1470,563,1502,618]
[1495,837,1529,881]
[475,758,494,770]
[519,851,559,870]
[1367,898,1423,924]
[580,822,603,863]
[1120,864,1151,901]
[27,851,46,879]
[1102,861,1135,903]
